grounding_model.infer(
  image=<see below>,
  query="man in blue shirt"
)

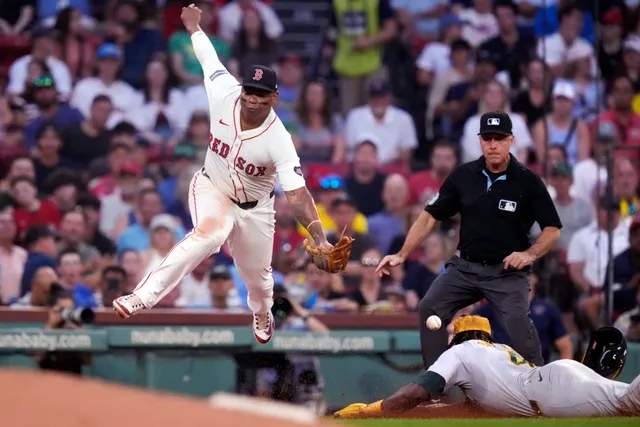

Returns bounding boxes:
[24,75,84,148]
[19,225,58,298]
[473,270,574,364]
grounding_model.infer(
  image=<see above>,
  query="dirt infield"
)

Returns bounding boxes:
[0,369,332,427]
[402,402,508,419]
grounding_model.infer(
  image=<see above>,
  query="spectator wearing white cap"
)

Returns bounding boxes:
[137,213,183,308]
[70,43,143,130]
[564,42,603,123]
[140,213,180,279]
[343,80,418,165]
[460,79,533,163]
[536,3,592,78]
[531,80,591,166]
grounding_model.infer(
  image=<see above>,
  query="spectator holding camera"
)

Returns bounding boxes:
[273,286,329,333]
[35,289,92,375]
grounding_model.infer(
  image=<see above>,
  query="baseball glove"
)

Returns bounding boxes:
[302,231,353,273]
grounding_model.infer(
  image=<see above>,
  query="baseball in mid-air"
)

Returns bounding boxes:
[426,315,442,330]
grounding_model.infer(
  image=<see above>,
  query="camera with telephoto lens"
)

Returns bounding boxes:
[59,306,95,325]
[271,296,294,319]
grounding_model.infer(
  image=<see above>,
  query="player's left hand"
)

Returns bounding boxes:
[503,251,536,270]
[333,403,368,419]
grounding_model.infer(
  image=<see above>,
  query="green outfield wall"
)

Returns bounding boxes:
[0,309,637,407]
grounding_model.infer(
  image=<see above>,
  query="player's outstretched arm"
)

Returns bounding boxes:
[334,372,443,419]
[284,186,329,248]
[181,4,234,82]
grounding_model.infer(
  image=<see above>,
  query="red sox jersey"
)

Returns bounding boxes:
[191,30,305,203]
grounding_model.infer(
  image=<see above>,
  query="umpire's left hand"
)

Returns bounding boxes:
[503,251,536,270]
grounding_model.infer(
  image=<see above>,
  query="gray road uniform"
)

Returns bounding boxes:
[424,340,640,417]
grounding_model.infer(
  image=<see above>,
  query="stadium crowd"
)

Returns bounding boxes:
[1,0,640,358]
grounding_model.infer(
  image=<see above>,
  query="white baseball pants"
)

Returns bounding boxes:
[133,170,275,314]
[523,359,640,417]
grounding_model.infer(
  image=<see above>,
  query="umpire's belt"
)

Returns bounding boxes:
[460,252,503,266]
[201,168,274,210]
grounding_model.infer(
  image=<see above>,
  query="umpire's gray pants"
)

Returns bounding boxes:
[419,256,543,369]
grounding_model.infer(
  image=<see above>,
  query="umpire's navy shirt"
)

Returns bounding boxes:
[425,154,562,262]
[473,297,567,364]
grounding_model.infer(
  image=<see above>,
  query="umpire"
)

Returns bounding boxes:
[377,111,562,368]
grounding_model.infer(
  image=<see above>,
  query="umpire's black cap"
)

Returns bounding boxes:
[240,65,278,93]
[478,111,513,136]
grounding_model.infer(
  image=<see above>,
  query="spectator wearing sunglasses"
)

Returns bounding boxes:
[297,174,368,240]
[24,75,84,149]
[348,248,387,309]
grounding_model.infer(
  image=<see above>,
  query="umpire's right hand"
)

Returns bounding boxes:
[376,254,405,277]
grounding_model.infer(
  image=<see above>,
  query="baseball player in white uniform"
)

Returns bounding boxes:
[335,316,640,418]
[112,4,333,344]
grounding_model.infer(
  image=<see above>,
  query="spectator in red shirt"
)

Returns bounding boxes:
[90,142,133,198]
[11,176,61,239]
[596,74,640,159]
[408,141,458,205]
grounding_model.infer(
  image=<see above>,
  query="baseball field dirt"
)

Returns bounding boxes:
[0,369,329,427]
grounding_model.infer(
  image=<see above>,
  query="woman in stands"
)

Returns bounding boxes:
[227,7,280,79]
[130,54,188,144]
[294,80,346,164]
[54,6,98,82]
[512,57,552,128]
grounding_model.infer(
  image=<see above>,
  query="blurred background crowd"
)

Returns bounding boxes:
[1,0,640,360]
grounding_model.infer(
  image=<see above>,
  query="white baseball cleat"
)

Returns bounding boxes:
[252,311,275,344]
[113,294,146,319]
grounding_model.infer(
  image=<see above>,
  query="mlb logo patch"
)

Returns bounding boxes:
[293,166,303,176]
[498,199,517,212]
[488,118,500,126]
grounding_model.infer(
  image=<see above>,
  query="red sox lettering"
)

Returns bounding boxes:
[209,136,231,158]
[208,134,266,176]
[236,157,266,176]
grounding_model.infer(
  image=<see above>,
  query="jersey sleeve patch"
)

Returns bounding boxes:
[209,70,228,82]
[294,166,303,176]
